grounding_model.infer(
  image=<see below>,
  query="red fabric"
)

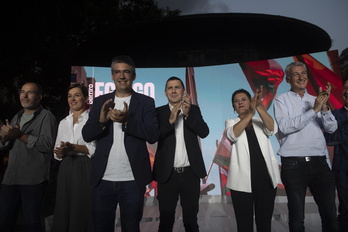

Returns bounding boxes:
[293,54,344,110]
[185,67,198,105]
[213,133,232,171]
[185,67,216,194]
[219,167,231,195]
[146,143,157,196]
[239,60,285,110]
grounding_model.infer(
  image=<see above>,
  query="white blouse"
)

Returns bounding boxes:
[54,111,96,161]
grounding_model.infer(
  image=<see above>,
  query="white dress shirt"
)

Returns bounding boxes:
[273,91,337,157]
[54,111,96,160]
[169,104,190,168]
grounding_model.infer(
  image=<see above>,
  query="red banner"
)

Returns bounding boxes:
[293,54,344,110]
[239,60,284,110]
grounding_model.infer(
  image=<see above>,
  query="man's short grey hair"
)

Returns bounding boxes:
[285,62,307,78]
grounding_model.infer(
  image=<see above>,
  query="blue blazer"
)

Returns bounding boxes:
[82,91,159,188]
[324,107,348,186]
[153,104,209,183]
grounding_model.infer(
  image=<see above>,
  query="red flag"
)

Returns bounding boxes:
[239,60,284,110]
[212,133,232,195]
[185,66,201,148]
[219,167,231,195]
[213,133,232,171]
[146,143,157,196]
[293,54,344,110]
[327,50,342,77]
[185,67,215,195]
[186,67,198,105]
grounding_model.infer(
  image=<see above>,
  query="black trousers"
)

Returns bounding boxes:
[281,156,339,232]
[0,181,47,232]
[231,179,277,232]
[157,167,200,232]
[337,184,348,232]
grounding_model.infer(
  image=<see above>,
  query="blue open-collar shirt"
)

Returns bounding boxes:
[274,90,337,158]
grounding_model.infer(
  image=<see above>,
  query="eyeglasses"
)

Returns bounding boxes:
[291,71,308,78]
[112,69,133,76]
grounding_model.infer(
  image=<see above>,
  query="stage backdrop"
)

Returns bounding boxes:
[71,51,343,196]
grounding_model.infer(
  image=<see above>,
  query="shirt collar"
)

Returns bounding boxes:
[289,90,308,97]
[68,110,88,122]
[168,103,179,111]
[168,104,183,115]
[18,105,43,118]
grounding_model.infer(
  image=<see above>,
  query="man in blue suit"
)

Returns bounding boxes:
[153,76,209,232]
[325,78,348,232]
[82,55,159,232]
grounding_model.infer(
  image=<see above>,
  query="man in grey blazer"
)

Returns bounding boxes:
[82,55,159,232]
[153,76,209,232]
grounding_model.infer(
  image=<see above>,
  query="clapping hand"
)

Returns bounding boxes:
[314,82,331,112]
[182,91,191,118]
[54,141,74,158]
[250,86,264,115]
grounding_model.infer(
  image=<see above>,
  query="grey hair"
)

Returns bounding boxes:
[285,62,307,78]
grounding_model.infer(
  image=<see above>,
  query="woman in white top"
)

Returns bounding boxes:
[225,87,280,232]
[52,84,96,232]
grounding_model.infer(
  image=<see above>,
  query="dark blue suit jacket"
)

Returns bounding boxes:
[153,104,209,183]
[82,91,159,188]
[324,107,348,186]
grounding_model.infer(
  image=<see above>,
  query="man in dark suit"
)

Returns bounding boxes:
[153,76,209,232]
[82,55,159,232]
[325,78,348,232]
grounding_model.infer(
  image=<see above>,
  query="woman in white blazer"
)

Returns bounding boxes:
[225,87,281,232]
